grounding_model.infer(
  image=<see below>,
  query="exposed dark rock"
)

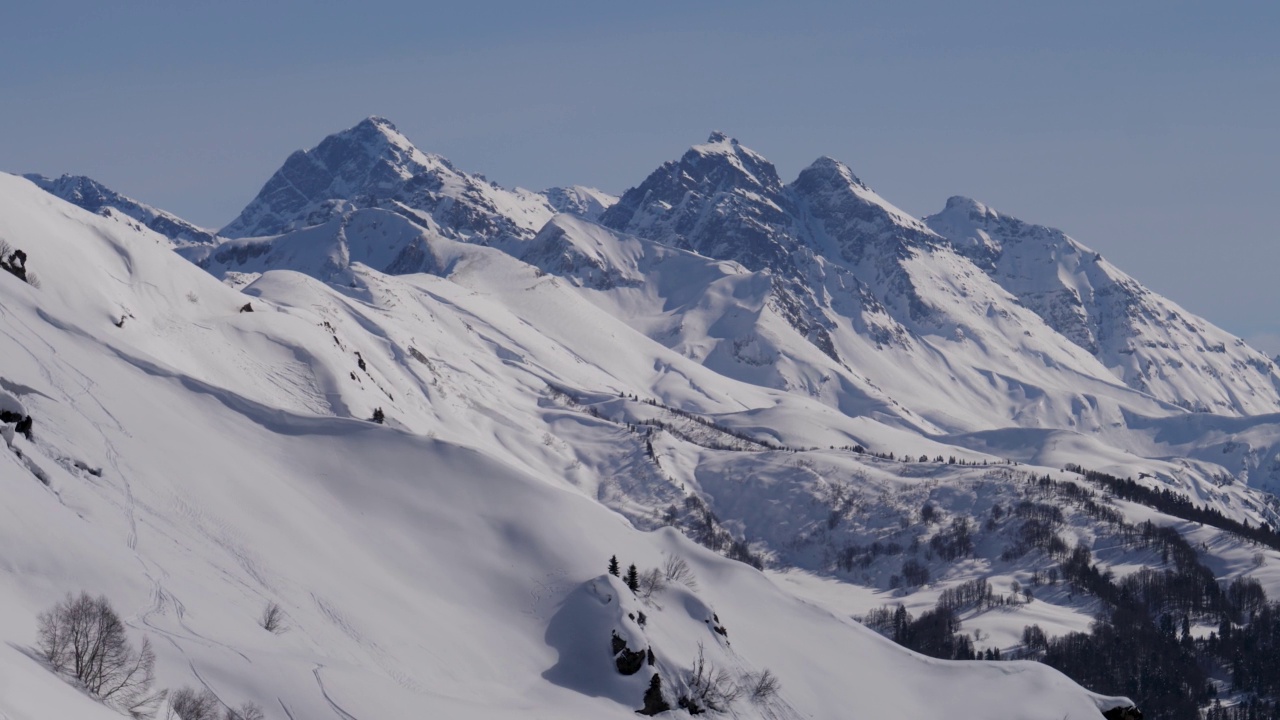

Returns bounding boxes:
[239,302,254,313]
[611,631,647,676]
[1102,706,1142,720]
[15,415,32,441]
[1,248,28,283]
[3,411,33,441]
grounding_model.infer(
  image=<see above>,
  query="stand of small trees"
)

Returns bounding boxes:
[38,592,164,717]
[37,592,267,720]
[167,687,264,720]
[1064,464,1280,552]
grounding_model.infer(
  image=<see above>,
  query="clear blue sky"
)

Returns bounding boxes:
[3,1,1278,348]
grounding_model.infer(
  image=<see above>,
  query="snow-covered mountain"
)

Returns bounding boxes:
[0,172,1147,719]
[220,117,558,245]
[926,195,1280,415]
[598,132,1280,423]
[8,118,1280,719]
[24,173,219,245]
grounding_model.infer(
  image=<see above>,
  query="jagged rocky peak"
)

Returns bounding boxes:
[686,130,785,194]
[789,155,939,264]
[23,173,219,245]
[795,156,869,191]
[220,116,442,238]
[599,132,795,270]
[220,117,555,244]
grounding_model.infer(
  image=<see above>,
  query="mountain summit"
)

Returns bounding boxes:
[220,117,556,243]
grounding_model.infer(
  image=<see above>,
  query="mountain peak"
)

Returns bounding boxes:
[221,118,555,242]
[800,156,868,190]
[357,115,397,132]
[220,118,441,238]
[940,195,995,219]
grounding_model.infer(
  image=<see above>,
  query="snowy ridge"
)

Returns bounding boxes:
[927,196,1280,415]
[24,173,220,246]
[544,185,619,221]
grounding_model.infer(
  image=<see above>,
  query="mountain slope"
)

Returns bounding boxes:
[926,196,1280,415]
[0,172,1141,719]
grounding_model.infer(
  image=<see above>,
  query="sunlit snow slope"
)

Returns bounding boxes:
[0,174,1139,718]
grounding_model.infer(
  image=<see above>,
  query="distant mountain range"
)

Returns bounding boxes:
[7,117,1280,719]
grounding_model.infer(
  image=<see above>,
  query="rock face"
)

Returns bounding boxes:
[23,173,219,245]
[219,117,556,244]
[611,631,647,675]
[1101,705,1143,720]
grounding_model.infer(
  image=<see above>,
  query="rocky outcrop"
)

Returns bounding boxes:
[1101,705,1143,720]
[611,631,647,676]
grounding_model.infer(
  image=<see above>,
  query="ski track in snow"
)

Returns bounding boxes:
[313,665,361,720]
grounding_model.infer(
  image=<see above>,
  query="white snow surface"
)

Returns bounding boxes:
[0,173,1149,718]
[7,124,1280,719]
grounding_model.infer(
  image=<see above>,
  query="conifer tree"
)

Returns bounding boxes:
[608,555,620,577]
[626,564,640,593]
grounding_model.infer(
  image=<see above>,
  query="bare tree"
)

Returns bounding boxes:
[166,687,264,720]
[259,601,286,634]
[638,568,668,602]
[168,687,220,720]
[38,592,163,715]
[744,668,781,703]
[662,555,698,590]
[687,642,741,711]
[225,703,265,720]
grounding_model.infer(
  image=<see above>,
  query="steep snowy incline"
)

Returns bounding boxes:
[0,172,1136,719]
[24,173,219,245]
[220,117,556,243]
[927,196,1280,415]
